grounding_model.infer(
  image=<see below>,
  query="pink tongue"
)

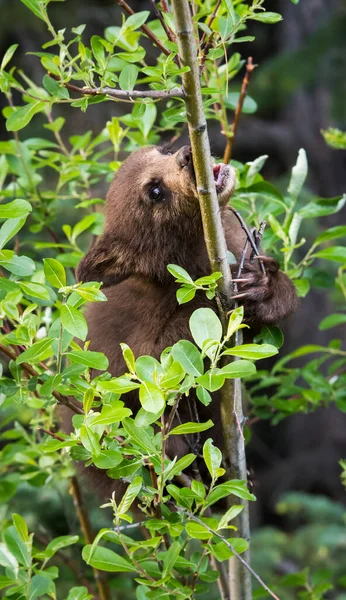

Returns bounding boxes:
[213,165,221,181]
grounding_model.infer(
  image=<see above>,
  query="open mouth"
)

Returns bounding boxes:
[213,163,228,192]
[212,162,236,202]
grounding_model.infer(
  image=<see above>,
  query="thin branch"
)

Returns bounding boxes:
[115,0,172,58]
[223,57,257,164]
[179,510,280,600]
[229,206,266,274]
[0,343,83,414]
[151,0,177,46]
[50,75,184,100]
[70,476,111,600]
[200,0,221,47]
[200,31,216,68]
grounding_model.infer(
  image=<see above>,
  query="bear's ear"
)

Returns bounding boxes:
[76,233,128,287]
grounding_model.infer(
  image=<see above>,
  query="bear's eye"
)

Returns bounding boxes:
[149,185,164,202]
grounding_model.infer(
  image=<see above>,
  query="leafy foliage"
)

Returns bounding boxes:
[0,0,345,598]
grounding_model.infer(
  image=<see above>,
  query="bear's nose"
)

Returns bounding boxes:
[176,145,192,168]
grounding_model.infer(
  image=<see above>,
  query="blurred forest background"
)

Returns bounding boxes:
[1,0,346,594]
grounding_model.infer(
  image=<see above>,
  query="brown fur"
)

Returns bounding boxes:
[73,145,297,491]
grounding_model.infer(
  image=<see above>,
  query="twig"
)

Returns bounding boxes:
[151,0,177,46]
[116,0,173,59]
[179,510,280,600]
[250,220,266,260]
[160,0,170,11]
[70,477,111,600]
[38,428,66,442]
[200,0,221,47]
[0,343,83,414]
[50,75,184,100]
[223,57,257,164]
[200,31,216,68]
[164,394,181,434]
[229,206,266,274]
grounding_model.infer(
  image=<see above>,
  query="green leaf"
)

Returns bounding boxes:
[314,225,346,245]
[223,343,278,360]
[220,360,256,378]
[217,505,243,530]
[93,449,123,469]
[43,258,66,288]
[250,11,282,23]
[20,282,50,301]
[196,370,225,392]
[0,543,18,572]
[20,0,45,20]
[91,35,106,69]
[168,420,213,436]
[89,403,132,426]
[0,253,35,276]
[162,541,181,577]
[1,44,19,70]
[268,214,287,242]
[45,535,79,555]
[253,326,284,349]
[288,148,307,198]
[66,588,92,600]
[4,526,30,567]
[119,64,138,91]
[210,537,248,561]
[205,481,256,508]
[319,313,346,331]
[121,11,150,33]
[135,355,162,383]
[299,195,346,219]
[164,454,196,481]
[140,103,157,139]
[80,425,101,456]
[224,92,257,114]
[17,338,53,365]
[294,278,310,298]
[82,544,135,572]
[74,286,107,302]
[176,286,196,304]
[185,521,211,540]
[6,101,46,132]
[97,377,140,394]
[12,514,29,543]
[120,343,135,373]
[313,246,346,263]
[66,350,109,371]
[172,340,204,376]
[139,382,165,414]
[0,217,27,250]
[189,308,222,349]
[167,264,194,284]
[226,306,245,338]
[29,574,53,600]
[196,386,212,406]
[0,199,31,219]
[118,476,142,514]
[160,361,185,389]
[122,418,158,454]
[203,438,222,480]
[60,305,88,341]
